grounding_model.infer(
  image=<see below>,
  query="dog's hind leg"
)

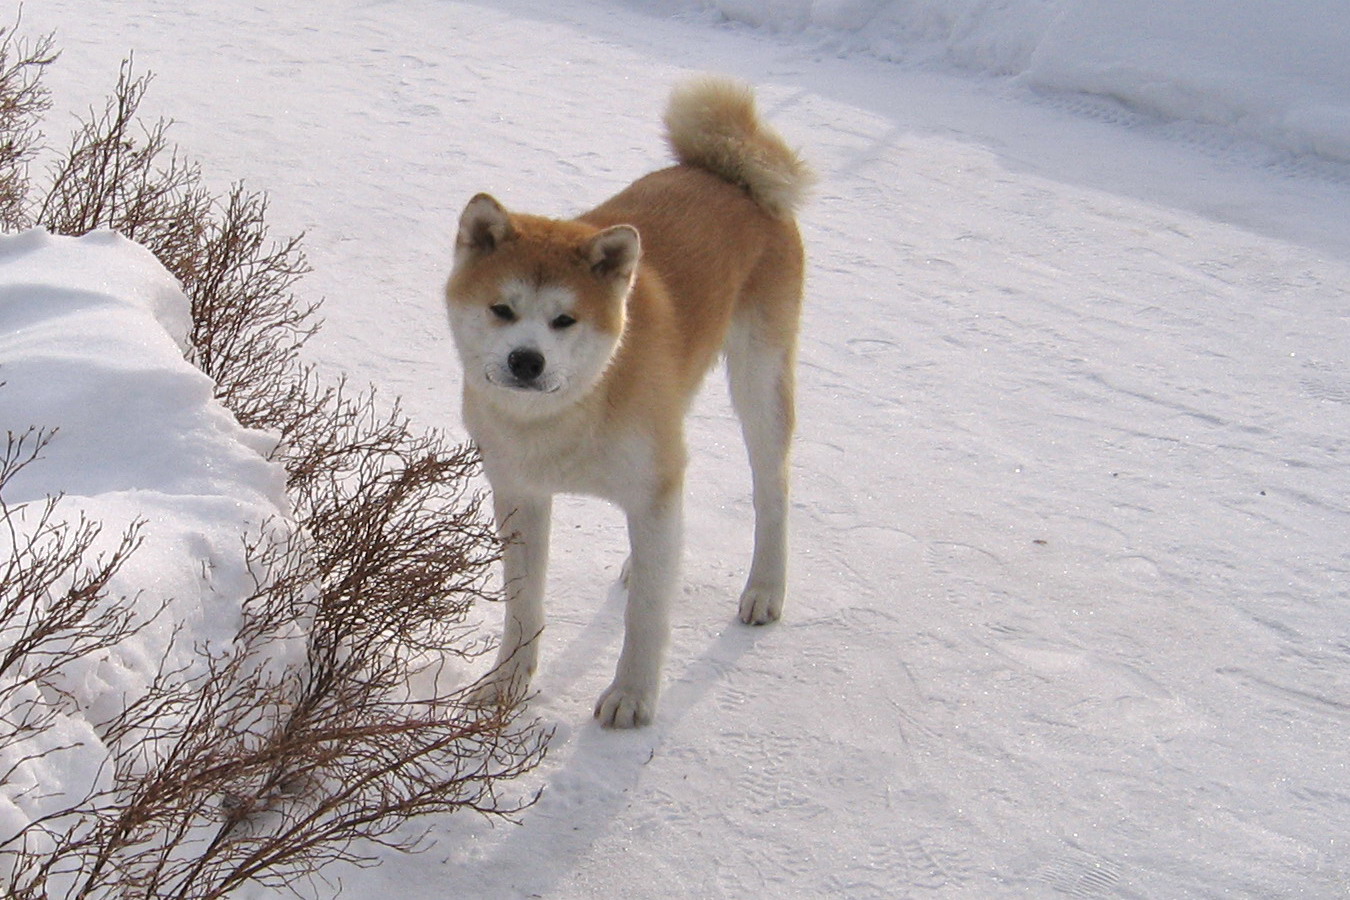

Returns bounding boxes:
[726,309,796,625]
[471,492,551,706]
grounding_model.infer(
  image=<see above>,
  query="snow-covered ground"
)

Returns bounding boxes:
[0,230,292,857]
[8,0,1350,896]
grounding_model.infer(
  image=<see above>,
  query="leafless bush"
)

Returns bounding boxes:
[0,18,55,230]
[179,187,318,434]
[37,61,211,267]
[34,61,319,433]
[2,421,540,898]
[1,35,543,900]
[0,427,147,802]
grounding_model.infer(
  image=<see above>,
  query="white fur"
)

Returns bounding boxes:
[446,278,620,421]
[462,303,794,728]
[464,389,681,728]
[725,316,792,624]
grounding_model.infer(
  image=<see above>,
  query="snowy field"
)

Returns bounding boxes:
[7,0,1350,896]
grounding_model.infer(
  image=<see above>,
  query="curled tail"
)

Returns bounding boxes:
[663,76,814,219]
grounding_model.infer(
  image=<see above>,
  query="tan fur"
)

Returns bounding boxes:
[663,76,815,219]
[450,214,631,338]
[445,76,810,728]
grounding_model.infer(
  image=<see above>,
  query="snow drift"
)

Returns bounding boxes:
[0,228,293,852]
[673,0,1350,162]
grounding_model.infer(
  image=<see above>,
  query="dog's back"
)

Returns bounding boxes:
[582,76,809,631]
[581,78,812,392]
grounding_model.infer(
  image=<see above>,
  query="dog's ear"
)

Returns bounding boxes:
[585,224,641,284]
[456,193,516,260]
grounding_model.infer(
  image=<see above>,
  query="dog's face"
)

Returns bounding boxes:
[446,194,639,419]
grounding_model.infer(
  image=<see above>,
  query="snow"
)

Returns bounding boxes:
[686,0,1350,162]
[0,229,292,862]
[8,0,1350,897]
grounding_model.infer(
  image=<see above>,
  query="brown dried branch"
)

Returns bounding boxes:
[0,16,56,230]
[0,428,148,760]
[33,60,318,435]
[177,185,319,431]
[36,61,209,257]
[3,33,544,900]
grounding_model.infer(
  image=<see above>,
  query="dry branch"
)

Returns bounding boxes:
[1,33,543,900]
[0,18,55,230]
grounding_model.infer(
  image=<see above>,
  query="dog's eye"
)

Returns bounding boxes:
[489,304,516,322]
[551,314,577,330]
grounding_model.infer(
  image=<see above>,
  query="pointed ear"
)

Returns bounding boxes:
[585,224,641,283]
[456,193,515,260]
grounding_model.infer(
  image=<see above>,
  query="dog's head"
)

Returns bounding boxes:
[445,194,639,419]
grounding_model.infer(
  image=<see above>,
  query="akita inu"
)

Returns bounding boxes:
[445,76,811,727]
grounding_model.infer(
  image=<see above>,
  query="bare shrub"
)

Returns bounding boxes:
[179,187,318,434]
[0,18,56,230]
[0,427,147,808]
[37,61,211,266]
[34,61,319,435]
[1,36,543,900]
[1,426,541,898]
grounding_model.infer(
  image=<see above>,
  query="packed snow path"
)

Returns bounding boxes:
[25,1,1350,896]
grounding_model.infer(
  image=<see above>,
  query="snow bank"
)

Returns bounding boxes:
[658,0,1350,162]
[0,229,292,849]
[1027,1,1350,160]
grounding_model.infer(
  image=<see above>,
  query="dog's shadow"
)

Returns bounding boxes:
[429,576,768,896]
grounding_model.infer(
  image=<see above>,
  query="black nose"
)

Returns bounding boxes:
[508,348,545,381]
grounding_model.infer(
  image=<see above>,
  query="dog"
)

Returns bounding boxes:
[445,76,811,728]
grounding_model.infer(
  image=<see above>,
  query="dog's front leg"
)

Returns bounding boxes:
[473,492,551,706]
[595,494,682,728]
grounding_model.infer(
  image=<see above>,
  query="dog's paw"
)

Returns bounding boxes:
[738,583,784,625]
[465,667,530,710]
[594,682,656,728]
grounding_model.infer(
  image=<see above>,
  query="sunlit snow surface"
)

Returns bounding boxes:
[10,1,1350,896]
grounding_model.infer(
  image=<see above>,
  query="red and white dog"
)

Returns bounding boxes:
[445,77,811,727]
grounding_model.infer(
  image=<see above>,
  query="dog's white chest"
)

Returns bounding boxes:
[466,398,654,505]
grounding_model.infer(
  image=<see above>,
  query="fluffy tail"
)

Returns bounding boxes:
[663,76,814,219]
